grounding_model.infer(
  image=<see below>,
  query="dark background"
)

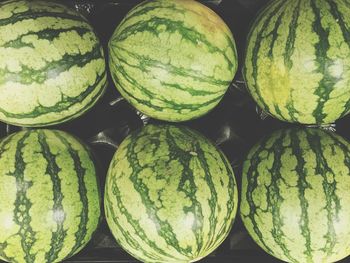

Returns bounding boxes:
[2,0,350,262]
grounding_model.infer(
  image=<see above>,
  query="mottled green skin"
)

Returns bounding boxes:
[0,0,107,127]
[241,128,350,263]
[108,0,237,122]
[244,0,350,124]
[105,124,238,262]
[0,129,101,263]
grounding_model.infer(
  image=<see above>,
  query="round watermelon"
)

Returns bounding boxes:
[0,0,107,127]
[108,0,238,122]
[241,127,350,263]
[244,0,350,124]
[0,129,101,263]
[104,124,238,262]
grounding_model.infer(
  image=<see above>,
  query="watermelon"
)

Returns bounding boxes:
[241,127,350,263]
[244,0,350,125]
[0,129,101,263]
[0,0,107,127]
[104,124,238,262]
[108,0,238,122]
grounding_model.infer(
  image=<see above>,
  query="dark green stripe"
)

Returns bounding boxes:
[187,133,235,253]
[110,45,226,115]
[23,75,106,127]
[285,101,299,123]
[273,104,289,122]
[186,143,218,253]
[53,131,90,259]
[226,33,238,68]
[110,50,225,102]
[2,26,91,49]
[0,132,17,157]
[160,94,222,112]
[126,130,192,257]
[0,43,103,85]
[10,131,35,263]
[289,129,312,261]
[110,63,222,115]
[0,70,107,123]
[284,1,301,122]
[0,0,21,7]
[305,129,339,255]
[326,0,350,49]
[266,8,292,122]
[109,53,156,96]
[0,11,84,27]
[246,0,286,113]
[339,98,350,119]
[310,0,338,124]
[166,127,205,256]
[37,131,67,263]
[119,1,184,27]
[159,82,220,96]
[327,132,350,174]
[266,130,297,263]
[284,1,301,69]
[114,16,234,70]
[111,45,231,87]
[0,133,26,262]
[241,136,276,256]
[106,179,171,261]
[326,0,350,119]
[213,150,236,246]
[110,70,162,112]
[267,11,285,58]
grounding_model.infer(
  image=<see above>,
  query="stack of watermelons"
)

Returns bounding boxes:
[0,0,350,262]
[0,1,105,262]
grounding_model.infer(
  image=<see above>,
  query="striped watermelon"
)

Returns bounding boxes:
[108,0,238,122]
[104,124,238,262]
[0,0,107,127]
[241,127,350,263]
[244,0,350,124]
[0,129,101,263]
